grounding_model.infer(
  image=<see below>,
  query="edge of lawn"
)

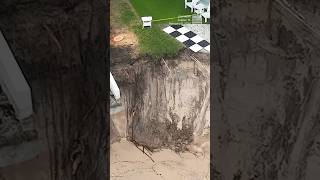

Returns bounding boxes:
[118,0,184,59]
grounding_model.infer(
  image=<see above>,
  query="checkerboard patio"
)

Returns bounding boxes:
[163,25,210,53]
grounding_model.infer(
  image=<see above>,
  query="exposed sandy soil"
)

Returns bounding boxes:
[109,1,210,178]
[110,49,210,180]
[110,29,139,59]
[110,30,138,48]
[110,0,139,60]
[110,138,210,180]
[0,151,49,180]
[110,49,210,179]
[212,0,320,179]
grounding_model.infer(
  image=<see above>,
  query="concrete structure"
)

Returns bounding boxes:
[110,72,121,100]
[0,31,33,120]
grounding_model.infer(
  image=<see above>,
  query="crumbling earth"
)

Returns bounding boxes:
[110,34,210,179]
[212,0,320,179]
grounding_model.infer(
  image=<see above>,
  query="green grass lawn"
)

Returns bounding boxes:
[112,0,184,59]
[131,0,192,24]
[134,27,183,58]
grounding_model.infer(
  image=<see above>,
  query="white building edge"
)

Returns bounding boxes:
[110,72,120,100]
[0,31,33,120]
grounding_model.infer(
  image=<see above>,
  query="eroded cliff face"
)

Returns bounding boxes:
[213,0,320,179]
[0,1,108,179]
[0,85,38,168]
[111,52,210,152]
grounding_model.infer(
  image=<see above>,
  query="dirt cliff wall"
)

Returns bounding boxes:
[112,52,210,151]
[212,0,320,179]
[0,1,108,179]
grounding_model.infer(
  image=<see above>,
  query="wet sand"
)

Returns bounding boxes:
[110,138,210,180]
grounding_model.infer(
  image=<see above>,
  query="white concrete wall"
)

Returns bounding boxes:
[0,31,33,120]
[110,72,120,100]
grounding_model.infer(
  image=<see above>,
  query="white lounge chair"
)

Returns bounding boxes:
[194,2,208,14]
[201,7,210,23]
[185,0,200,12]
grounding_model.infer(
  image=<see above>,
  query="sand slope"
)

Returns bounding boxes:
[111,139,210,180]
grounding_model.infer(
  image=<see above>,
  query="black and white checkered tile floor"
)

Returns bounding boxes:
[163,25,210,53]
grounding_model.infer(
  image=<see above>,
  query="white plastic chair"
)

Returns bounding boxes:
[194,1,209,14]
[141,16,152,28]
[194,3,206,14]
[185,0,200,12]
[201,6,210,23]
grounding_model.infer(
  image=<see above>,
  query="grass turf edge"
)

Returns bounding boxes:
[117,0,184,59]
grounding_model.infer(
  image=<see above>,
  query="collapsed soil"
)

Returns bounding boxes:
[111,138,210,180]
[110,0,210,177]
[110,41,210,179]
[110,28,139,60]
[212,0,320,179]
[111,49,209,147]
